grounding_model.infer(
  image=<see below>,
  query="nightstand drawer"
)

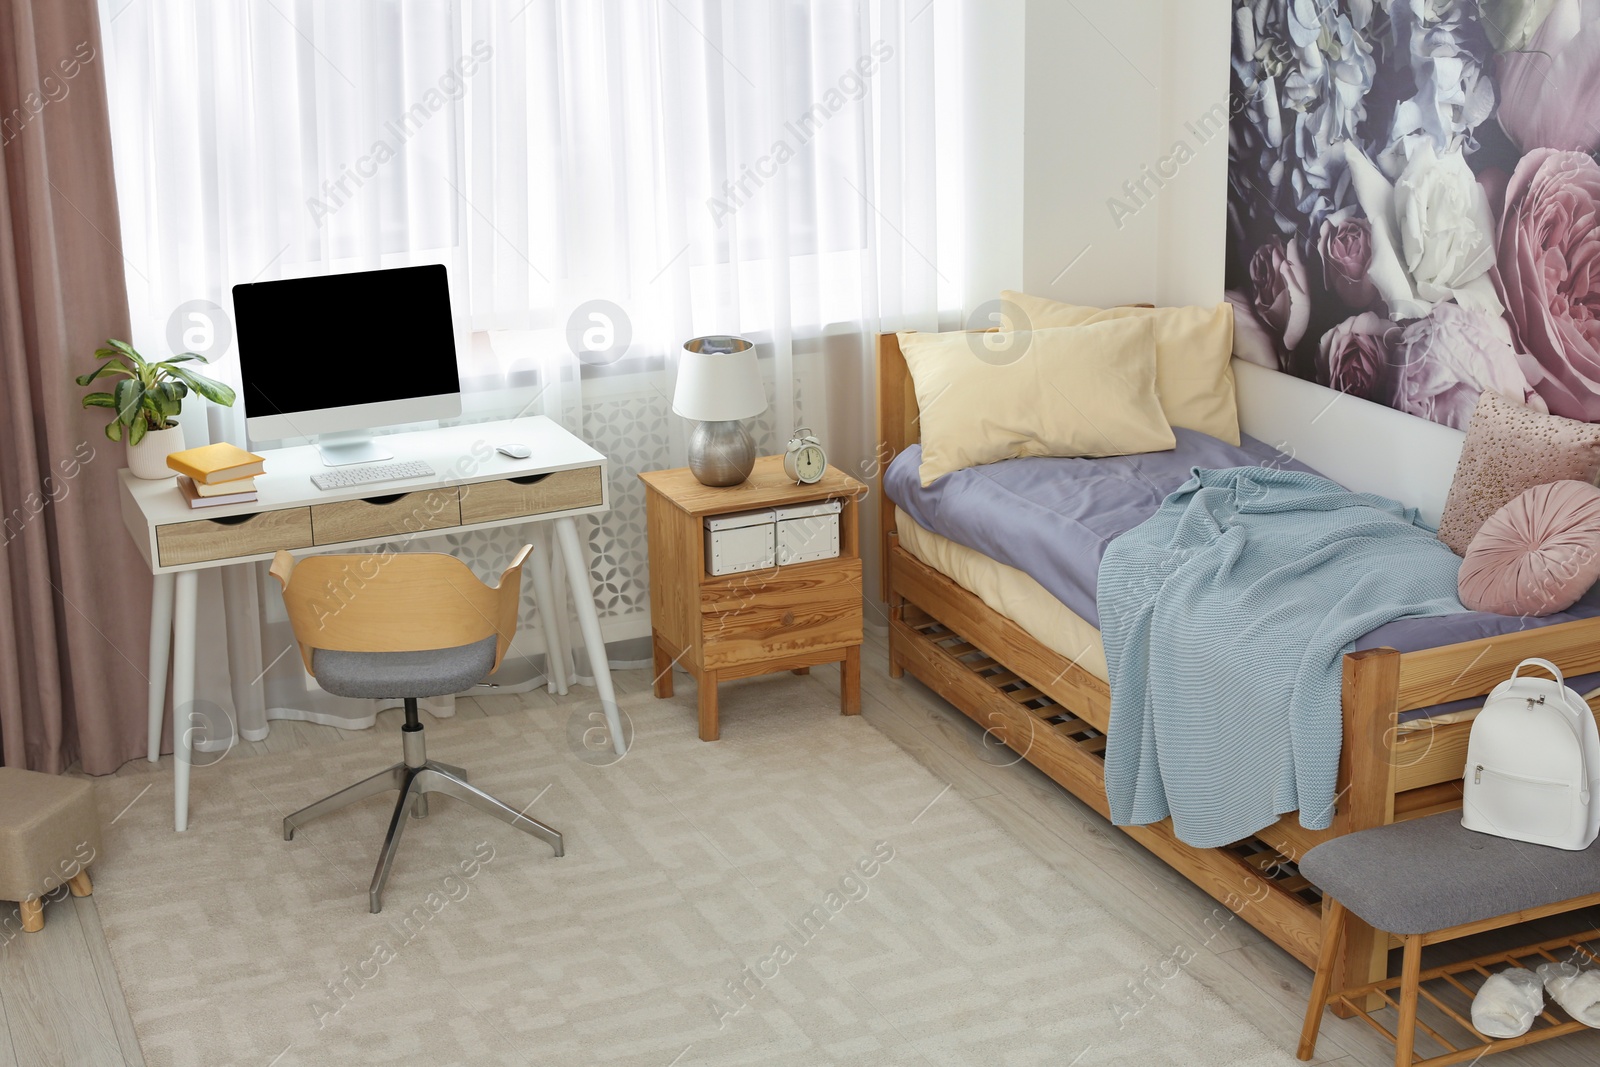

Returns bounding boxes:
[700,559,863,669]
[156,508,314,567]
[459,466,604,525]
[310,489,460,544]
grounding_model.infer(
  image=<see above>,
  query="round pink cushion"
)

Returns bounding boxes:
[1459,480,1600,616]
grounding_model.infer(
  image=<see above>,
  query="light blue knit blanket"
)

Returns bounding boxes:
[1099,466,1467,848]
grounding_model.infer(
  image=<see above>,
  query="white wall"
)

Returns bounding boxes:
[1020,0,1232,308]
[960,0,1027,314]
[1154,0,1232,306]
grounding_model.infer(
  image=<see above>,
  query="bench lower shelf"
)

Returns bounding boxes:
[1323,926,1600,1066]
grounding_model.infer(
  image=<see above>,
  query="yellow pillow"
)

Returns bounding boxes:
[897,318,1175,487]
[1000,291,1240,445]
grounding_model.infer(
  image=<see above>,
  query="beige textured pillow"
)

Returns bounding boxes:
[897,318,1175,487]
[1436,391,1600,555]
[1000,291,1240,445]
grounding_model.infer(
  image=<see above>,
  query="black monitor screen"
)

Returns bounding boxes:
[232,264,460,418]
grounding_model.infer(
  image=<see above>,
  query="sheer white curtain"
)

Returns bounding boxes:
[98,0,963,739]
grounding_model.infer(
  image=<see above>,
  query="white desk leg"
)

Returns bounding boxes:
[147,573,176,762]
[553,517,626,756]
[527,525,569,695]
[171,570,199,832]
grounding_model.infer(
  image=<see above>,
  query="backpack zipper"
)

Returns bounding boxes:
[1474,764,1573,789]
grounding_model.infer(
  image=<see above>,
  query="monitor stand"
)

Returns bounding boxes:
[315,432,395,466]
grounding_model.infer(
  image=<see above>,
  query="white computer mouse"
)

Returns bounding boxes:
[496,443,532,459]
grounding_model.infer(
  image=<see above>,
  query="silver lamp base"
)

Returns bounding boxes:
[687,419,756,486]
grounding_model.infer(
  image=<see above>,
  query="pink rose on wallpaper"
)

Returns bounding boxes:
[1494,148,1600,421]
[1498,0,1600,154]
[1317,218,1378,310]
[1249,239,1310,355]
[1316,313,1392,400]
[1389,303,1548,429]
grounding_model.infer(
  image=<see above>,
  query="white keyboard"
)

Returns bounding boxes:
[311,460,436,491]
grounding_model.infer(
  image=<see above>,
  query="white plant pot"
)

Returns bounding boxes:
[126,424,186,480]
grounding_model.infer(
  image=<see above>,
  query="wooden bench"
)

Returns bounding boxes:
[1297,810,1600,1066]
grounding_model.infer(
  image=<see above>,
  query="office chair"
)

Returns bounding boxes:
[269,545,562,912]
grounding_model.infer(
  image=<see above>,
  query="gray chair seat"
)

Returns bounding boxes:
[312,636,497,699]
[1298,810,1600,935]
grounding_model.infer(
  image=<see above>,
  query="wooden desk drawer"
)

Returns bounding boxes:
[700,559,862,669]
[156,508,314,567]
[459,466,603,525]
[310,489,460,545]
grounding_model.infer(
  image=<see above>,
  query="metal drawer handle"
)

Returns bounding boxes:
[207,513,258,527]
[508,473,553,486]
[361,494,406,505]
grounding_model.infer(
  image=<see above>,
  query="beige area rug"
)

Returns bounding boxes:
[92,675,1303,1067]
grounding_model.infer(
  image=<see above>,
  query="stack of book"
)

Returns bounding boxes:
[166,442,267,508]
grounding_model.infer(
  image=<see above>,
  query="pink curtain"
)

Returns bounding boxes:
[0,0,154,774]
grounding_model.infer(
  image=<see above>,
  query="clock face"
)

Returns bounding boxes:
[795,444,826,482]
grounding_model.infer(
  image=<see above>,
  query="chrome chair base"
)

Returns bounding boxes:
[283,727,562,913]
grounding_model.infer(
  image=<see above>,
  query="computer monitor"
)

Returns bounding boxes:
[232,264,462,465]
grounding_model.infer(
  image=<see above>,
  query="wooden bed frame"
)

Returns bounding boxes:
[875,331,1600,999]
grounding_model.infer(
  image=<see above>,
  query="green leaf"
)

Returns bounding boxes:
[104,419,123,442]
[152,381,186,419]
[164,366,236,408]
[81,391,117,409]
[105,340,148,374]
[113,378,144,425]
[158,353,206,366]
[128,416,149,446]
[75,357,131,386]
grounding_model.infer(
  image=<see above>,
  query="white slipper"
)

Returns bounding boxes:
[1472,967,1545,1038]
[1536,962,1600,1027]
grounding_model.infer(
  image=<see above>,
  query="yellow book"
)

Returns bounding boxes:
[166,442,266,484]
[176,476,258,509]
[190,475,257,497]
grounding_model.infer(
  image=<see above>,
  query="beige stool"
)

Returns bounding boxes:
[0,768,101,933]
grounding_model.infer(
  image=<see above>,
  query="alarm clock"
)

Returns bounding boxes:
[783,427,827,484]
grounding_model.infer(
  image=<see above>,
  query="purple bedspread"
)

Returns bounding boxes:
[885,429,1600,719]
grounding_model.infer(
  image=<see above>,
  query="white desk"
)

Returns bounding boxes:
[118,415,628,831]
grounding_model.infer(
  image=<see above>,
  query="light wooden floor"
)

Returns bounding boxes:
[6,632,1599,1066]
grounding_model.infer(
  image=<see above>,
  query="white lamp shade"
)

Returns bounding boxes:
[673,336,767,422]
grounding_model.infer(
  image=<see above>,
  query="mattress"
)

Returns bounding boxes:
[896,506,1485,732]
[896,507,1108,679]
[885,430,1600,723]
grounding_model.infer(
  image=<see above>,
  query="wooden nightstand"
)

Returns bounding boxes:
[640,456,866,740]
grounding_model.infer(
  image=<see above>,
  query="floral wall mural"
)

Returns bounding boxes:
[1225,0,1600,430]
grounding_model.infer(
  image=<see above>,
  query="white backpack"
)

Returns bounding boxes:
[1462,658,1600,851]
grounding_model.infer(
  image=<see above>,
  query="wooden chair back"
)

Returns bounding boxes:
[269,545,533,677]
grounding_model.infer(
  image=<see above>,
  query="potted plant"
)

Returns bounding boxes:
[75,339,237,480]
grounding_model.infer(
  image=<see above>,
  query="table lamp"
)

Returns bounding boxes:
[673,335,766,486]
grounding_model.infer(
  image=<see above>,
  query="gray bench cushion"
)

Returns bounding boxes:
[312,636,497,699]
[1299,811,1600,935]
